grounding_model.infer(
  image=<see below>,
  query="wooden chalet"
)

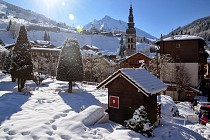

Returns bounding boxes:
[97,68,167,125]
[119,52,151,68]
[155,35,208,87]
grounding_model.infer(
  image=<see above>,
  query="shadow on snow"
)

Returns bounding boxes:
[59,91,101,113]
[0,81,17,91]
[0,92,30,125]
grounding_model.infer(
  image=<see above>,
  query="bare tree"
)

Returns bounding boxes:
[145,54,174,79]
[174,64,191,101]
[83,55,97,81]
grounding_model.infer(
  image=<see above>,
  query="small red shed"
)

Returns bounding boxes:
[97,68,167,125]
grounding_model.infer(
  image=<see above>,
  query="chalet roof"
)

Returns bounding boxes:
[155,35,206,45]
[81,45,99,50]
[119,52,152,63]
[97,68,167,96]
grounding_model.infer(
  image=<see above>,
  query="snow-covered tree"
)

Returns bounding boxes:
[56,39,83,93]
[2,50,12,74]
[10,26,34,92]
[125,106,153,137]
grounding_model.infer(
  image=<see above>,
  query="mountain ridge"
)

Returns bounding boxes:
[166,15,210,41]
[83,15,156,39]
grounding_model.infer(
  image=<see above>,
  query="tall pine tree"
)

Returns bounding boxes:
[44,31,48,41]
[57,39,83,93]
[10,26,33,92]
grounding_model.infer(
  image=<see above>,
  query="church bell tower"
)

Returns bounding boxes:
[125,2,136,56]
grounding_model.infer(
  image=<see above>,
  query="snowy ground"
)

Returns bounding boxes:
[0,72,209,140]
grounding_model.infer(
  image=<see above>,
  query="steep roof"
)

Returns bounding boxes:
[97,68,167,96]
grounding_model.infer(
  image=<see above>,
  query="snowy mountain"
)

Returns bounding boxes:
[83,15,156,39]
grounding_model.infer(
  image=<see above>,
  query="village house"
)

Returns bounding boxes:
[97,68,167,125]
[119,52,151,68]
[155,35,209,101]
[31,47,60,76]
[4,41,60,76]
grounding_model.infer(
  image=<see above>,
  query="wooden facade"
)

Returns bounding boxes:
[156,38,207,63]
[119,53,151,68]
[97,69,167,125]
[155,35,208,88]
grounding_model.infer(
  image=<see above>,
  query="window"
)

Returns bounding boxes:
[131,44,133,49]
[128,44,130,49]
[131,38,133,43]
[128,38,130,43]
[109,96,119,109]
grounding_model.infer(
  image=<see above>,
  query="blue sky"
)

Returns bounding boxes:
[4,0,210,38]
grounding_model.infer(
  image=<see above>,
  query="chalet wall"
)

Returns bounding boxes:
[107,76,157,125]
[160,40,199,63]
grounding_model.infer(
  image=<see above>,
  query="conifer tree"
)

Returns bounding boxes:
[10,26,33,92]
[44,31,48,41]
[125,106,153,137]
[7,20,12,31]
[47,32,50,41]
[57,39,83,93]
[2,50,16,82]
[3,50,12,74]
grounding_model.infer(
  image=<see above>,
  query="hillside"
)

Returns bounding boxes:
[0,0,154,54]
[166,16,210,41]
[0,0,57,26]
[83,15,156,39]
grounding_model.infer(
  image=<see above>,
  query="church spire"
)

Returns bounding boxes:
[128,2,134,29]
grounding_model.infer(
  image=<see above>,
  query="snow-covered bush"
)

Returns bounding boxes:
[124,106,153,137]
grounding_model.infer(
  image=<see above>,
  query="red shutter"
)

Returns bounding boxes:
[109,96,119,109]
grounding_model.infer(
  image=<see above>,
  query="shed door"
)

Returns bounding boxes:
[109,96,119,109]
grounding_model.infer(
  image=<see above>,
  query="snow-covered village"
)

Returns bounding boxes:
[0,0,210,139]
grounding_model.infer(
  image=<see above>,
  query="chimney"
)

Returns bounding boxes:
[160,34,163,40]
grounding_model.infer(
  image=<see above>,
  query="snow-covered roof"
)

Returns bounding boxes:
[31,47,60,51]
[97,68,167,96]
[162,35,205,41]
[82,45,99,50]
[34,40,50,45]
